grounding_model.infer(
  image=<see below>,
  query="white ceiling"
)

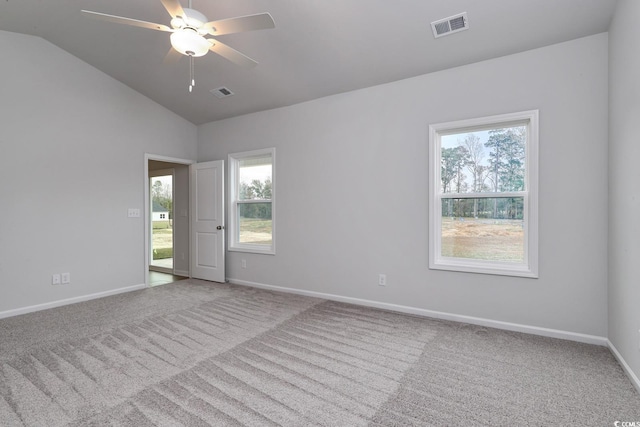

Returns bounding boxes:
[0,0,617,125]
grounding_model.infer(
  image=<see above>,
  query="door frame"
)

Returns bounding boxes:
[144,154,195,287]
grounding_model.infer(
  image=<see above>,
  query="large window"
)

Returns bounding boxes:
[228,148,275,254]
[429,111,538,277]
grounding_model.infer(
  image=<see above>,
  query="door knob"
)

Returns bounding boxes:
[216,225,224,230]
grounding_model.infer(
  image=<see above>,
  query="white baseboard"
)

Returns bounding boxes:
[228,278,608,346]
[0,283,147,320]
[174,269,190,278]
[608,340,640,395]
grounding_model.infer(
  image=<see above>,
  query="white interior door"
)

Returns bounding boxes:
[190,160,225,282]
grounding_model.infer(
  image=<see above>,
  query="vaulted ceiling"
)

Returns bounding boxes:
[0,0,617,124]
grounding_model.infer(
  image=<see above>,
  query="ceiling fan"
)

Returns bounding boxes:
[82,0,275,92]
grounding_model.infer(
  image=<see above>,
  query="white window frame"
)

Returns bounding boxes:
[429,110,538,278]
[228,148,276,255]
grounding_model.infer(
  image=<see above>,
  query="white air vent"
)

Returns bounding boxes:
[211,87,234,98]
[431,12,468,38]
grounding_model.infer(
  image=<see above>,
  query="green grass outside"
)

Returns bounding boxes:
[153,247,173,260]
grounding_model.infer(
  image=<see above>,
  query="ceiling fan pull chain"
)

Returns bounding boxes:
[189,55,195,92]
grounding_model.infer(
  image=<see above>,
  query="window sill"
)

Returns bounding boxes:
[430,258,538,278]
[229,246,275,255]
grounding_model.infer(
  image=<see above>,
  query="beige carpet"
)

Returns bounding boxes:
[0,279,638,426]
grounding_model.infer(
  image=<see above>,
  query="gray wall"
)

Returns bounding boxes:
[0,30,197,313]
[609,0,640,382]
[199,33,609,337]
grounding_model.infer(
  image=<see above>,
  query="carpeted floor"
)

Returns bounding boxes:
[0,279,638,426]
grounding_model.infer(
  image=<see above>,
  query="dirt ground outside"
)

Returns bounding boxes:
[152,228,173,259]
[441,217,524,261]
[153,219,518,260]
[151,219,272,256]
[240,218,272,244]
[152,228,173,249]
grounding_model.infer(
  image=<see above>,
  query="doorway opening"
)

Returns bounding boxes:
[145,155,194,287]
[149,169,174,273]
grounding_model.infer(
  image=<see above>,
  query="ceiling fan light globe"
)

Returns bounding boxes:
[170,30,210,57]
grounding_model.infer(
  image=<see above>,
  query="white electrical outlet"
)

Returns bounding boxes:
[378,274,387,286]
[241,259,247,269]
[61,272,71,284]
[52,274,61,285]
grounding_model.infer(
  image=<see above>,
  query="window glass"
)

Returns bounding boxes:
[229,149,275,254]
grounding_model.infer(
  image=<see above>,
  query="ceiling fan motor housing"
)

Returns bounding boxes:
[169,8,210,57]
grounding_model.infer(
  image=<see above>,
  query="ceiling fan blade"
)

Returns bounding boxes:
[163,47,183,65]
[204,13,275,36]
[81,10,172,32]
[160,0,186,19]
[208,39,258,68]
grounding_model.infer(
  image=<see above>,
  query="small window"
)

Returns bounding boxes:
[228,148,275,254]
[429,111,538,277]
[159,213,166,219]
